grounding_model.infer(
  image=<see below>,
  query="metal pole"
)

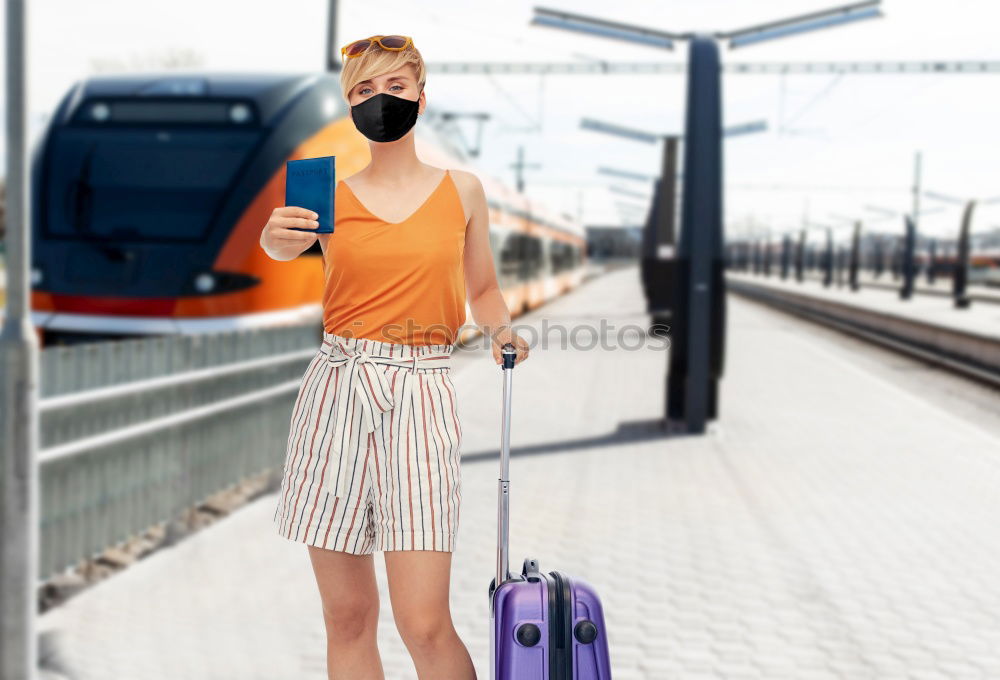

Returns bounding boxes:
[780,234,791,279]
[954,200,974,309]
[666,35,721,433]
[795,229,805,282]
[900,215,916,300]
[912,150,921,238]
[927,238,937,285]
[2,0,41,678]
[849,221,861,291]
[325,0,340,74]
[823,228,833,287]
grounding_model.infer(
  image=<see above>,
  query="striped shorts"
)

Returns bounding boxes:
[273,331,463,554]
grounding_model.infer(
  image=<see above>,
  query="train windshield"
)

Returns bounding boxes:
[43,127,259,242]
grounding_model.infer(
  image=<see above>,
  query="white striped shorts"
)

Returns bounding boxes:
[273,331,463,554]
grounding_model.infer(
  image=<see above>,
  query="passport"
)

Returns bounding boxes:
[285,155,335,234]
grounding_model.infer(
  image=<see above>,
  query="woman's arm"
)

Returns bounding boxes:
[458,171,530,365]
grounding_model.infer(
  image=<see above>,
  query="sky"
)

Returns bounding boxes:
[2,0,1000,244]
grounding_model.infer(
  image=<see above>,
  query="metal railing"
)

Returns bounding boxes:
[34,322,321,582]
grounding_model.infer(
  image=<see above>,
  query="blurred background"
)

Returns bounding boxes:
[2,0,1000,678]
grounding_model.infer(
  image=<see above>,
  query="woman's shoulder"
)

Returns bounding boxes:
[446,167,479,186]
[446,168,484,202]
[444,169,484,226]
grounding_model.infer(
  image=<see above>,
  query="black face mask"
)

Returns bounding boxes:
[350,91,420,142]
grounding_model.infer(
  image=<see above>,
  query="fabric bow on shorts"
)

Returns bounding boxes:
[324,340,452,498]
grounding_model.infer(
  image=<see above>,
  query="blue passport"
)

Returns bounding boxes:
[285,155,335,233]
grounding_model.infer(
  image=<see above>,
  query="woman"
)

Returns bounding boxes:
[263,35,529,680]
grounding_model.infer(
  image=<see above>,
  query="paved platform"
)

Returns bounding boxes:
[37,265,1000,679]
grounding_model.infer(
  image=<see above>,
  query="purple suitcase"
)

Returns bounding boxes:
[488,343,613,679]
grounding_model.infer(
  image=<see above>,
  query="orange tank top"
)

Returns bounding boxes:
[322,169,467,346]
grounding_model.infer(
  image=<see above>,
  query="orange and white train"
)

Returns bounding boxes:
[28,72,587,346]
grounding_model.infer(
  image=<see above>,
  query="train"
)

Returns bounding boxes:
[28,72,587,346]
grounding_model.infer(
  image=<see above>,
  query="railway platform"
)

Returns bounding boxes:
[727,270,1000,385]
[727,270,1000,338]
[800,268,1000,305]
[36,264,1000,679]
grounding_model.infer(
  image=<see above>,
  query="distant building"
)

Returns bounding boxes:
[586,225,642,260]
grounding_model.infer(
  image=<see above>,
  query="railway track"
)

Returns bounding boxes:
[727,276,1000,390]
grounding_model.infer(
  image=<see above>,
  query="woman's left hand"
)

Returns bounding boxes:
[491,327,530,366]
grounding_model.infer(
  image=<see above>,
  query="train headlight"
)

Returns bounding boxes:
[185,270,259,295]
[31,267,42,285]
[194,273,215,293]
[90,102,110,122]
[229,103,251,124]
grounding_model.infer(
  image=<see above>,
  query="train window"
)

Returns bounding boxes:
[551,242,571,273]
[521,236,542,278]
[43,128,260,241]
[499,234,522,282]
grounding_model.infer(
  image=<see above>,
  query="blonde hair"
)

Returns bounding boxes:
[340,38,426,103]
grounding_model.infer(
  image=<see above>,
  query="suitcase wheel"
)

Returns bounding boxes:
[515,623,542,647]
[574,619,599,644]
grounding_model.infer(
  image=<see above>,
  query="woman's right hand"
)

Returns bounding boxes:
[260,206,321,259]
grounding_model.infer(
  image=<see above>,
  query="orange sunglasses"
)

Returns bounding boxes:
[340,35,414,62]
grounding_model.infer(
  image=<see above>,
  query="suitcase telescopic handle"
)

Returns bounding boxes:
[501,342,517,368]
[496,342,517,593]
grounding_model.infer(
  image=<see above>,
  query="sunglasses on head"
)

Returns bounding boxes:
[340,35,414,62]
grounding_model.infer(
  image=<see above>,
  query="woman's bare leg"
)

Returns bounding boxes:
[384,550,476,680]
[307,546,384,680]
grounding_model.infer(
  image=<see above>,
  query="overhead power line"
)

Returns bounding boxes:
[427,60,1000,75]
